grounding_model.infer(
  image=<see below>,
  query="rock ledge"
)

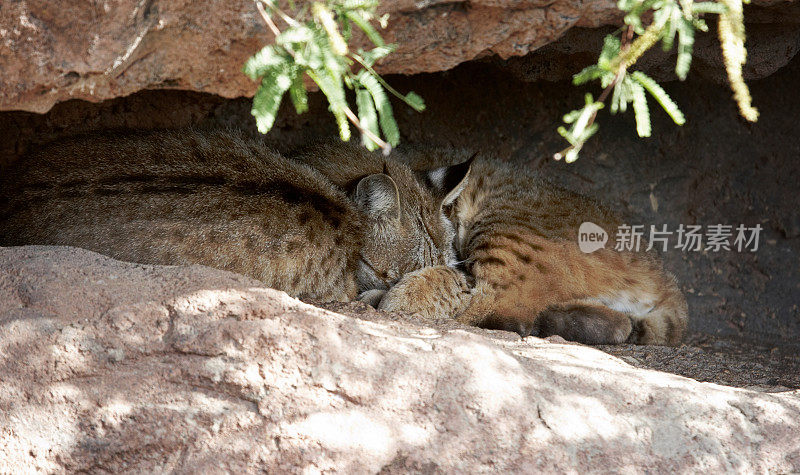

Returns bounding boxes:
[1,245,799,472]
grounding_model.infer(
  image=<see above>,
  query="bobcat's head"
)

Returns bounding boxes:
[353,158,472,293]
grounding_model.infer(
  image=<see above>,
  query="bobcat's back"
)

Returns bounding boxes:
[0,129,363,300]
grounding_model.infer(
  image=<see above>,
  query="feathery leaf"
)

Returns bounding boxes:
[631,71,686,124]
[251,64,294,133]
[308,69,351,141]
[692,2,728,13]
[675,19,695,80]
[288,69,309,114]
[312,2,348,55]
[630,79,652,137]
[573,65,605,85]
[359,44,396,67]
[243,45,290,80]
[344,9,385,46]
[358,71,400,145]
[404,92,426,112]
[355,87,381,150]
[599,35,622,69]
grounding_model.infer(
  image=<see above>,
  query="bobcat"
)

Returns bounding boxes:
[0,129,469,302]
[379,147,689,345]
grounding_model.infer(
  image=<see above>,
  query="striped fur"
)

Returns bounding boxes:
[384,148,688,345]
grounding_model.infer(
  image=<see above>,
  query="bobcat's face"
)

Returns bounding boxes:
[353,159,471,292]
[356,200,459,292]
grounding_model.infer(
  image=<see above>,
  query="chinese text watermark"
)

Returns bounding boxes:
[578,222,762,254]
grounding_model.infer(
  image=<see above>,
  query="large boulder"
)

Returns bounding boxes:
[1,0,798,112]
[1,245,799,472]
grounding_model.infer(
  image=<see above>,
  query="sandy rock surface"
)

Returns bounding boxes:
[2,0,798,112]
[1,245,799,472]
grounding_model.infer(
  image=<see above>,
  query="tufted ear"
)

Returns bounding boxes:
[426,152,476,206]
[354,173,401,220]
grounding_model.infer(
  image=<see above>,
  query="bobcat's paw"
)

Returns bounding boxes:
[358,289,387,308]
[378,266,472,319]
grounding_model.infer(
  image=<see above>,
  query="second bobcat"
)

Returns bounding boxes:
[379,148,688,346]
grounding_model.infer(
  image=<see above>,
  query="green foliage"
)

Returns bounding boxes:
[630,71,685,125]
[357,70,400,146]
[557,0,758,162]
[555,94,604,163]
[244,0,425,152]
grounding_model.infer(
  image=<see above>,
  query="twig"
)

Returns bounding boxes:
[255,1,281,37]
[254,0,298,60]
[342,106,392,155]
[271,3,302,28]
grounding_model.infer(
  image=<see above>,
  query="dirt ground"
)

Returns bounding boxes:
[600,334,800,391]
[1,51,798,391]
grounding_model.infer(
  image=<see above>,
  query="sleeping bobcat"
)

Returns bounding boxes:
[0,130,469,302]
[379,147,688,346]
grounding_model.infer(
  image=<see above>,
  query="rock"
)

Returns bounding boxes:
[1,245,799,472]
[1,0,798,113]
[493,19,800,84]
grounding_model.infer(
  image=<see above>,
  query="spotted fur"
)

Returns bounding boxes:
[0,130,470,302]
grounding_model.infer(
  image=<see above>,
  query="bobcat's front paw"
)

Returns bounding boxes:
[358,289,387,308]
[378,266,472,320]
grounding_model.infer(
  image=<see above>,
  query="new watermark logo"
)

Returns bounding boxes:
[578,222,609,253]
[578,222,763,253]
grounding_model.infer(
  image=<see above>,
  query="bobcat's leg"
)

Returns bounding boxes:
[534,299,633,345]
[454,282,541,336]
[537,270,688,345]
[358,289,387,308]
[379,266,472,319]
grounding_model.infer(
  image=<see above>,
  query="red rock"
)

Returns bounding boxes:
[1,245,799,472]
[1,0,797,113]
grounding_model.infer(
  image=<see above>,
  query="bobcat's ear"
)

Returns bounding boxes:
[427,152,476,206]
[355,173,401,220]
